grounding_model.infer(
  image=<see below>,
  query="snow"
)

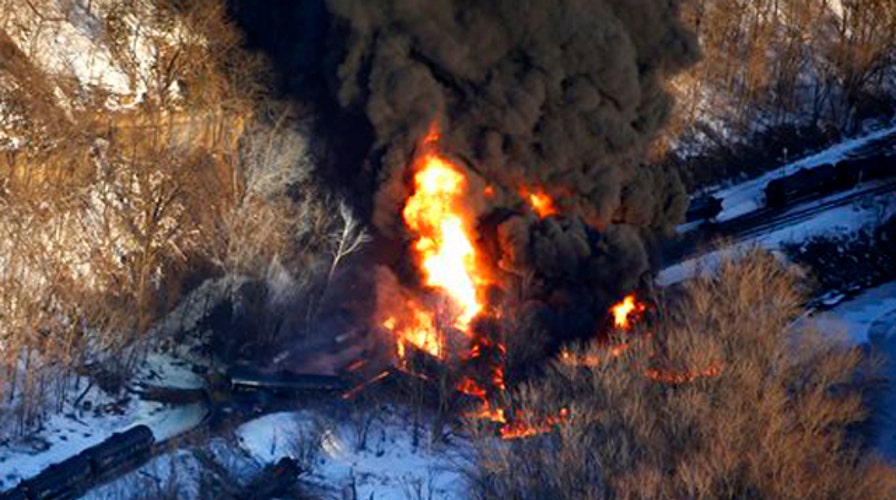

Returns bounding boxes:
[86,450,204,500]
[803,280,896,461]
[2,1,128,99]
[1,0,190,113]
[684,123,896,226]
[0,395,206,492]
[237,409,469,499]
[813,281,896,346]
[0,349,208,492]
[84,407,471,499]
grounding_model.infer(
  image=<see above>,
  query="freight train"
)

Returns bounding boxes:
[0,367,342,500]
[686,153,896,223]
[0,426,154,500]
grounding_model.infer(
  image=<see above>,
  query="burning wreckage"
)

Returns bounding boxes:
[145,0,719,440]
[152,125,719,443]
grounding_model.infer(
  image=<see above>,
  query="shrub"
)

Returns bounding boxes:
[466,249,896,499]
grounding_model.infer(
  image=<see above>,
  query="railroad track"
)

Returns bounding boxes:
[663,179,896,266]
[734,180,896,240]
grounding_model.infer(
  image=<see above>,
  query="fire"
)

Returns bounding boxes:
[402,130,488,333]
[384,301,443,360]
[557,295,724,386]
[520,187,559,218]
[384,125,571,441]
[611,294,646,330]
[645,361,725,384]
[383,125,492,363]
[499,408,570,439]
[559,342,631,366]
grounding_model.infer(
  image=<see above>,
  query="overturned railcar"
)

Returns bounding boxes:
[227,366,348,394]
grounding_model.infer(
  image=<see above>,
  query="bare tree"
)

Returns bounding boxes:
[306,201,372,326]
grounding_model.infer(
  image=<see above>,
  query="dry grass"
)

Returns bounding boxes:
[466,249,896,499]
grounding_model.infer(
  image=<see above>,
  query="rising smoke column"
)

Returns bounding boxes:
[326,0,696,229]
[324,0,698,367]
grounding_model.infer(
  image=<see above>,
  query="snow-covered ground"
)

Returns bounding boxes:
[686,123,896,225]
[813,281,896,345]
[239,410,467,499]
[0,276,231,492]
[804,281,896,461]
[0,372,206,492]
[1,0,188,110]
[86,407,470,499]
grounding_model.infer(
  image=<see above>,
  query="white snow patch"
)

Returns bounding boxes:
[805,280,896,461]
[85,449,204,500]
[813,281,896,346]
[0,394,205,492]
[87,407,472,499]
[0,348,209,492]
[236,410,469,499]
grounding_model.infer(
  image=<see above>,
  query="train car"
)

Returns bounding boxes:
[19,455,92,500]
[684,195,723,223]
[764,164,839,208]
[80,425,155,482]
[227,366,348,394]
[835,155,896,185]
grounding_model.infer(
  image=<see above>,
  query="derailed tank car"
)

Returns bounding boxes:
[1,425,155,500]
[18,454,92,500]
[0,487,28,500]
[80,425,154,483]
[227,366,349,394]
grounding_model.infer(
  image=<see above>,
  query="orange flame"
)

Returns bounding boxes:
[611,294,646,330]
[383,300,444,360]
[499,408,570,439]
[559,342,632,367]
[521,187,559,218]
[645,361,725,384]
[457,377,488,399]
[386,125,572,441]
[402,128,488,333]
[469,400,507,424]
[384,125,493,363]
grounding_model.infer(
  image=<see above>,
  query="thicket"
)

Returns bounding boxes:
[466,250,896,499]
[0,0,366,433]
[784,213,896,302]
[662,0,896,188]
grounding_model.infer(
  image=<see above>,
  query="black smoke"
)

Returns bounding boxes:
[326,0,696,230]
[225,0,698,372]
[321,0,697,367]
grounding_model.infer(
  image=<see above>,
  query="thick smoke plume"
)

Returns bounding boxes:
[324,0,698,366]
[327,0,696,229]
